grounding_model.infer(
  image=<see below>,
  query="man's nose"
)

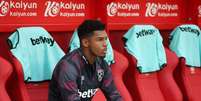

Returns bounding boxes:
[103,41,107,48]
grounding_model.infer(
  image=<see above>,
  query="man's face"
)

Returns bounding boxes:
[88,30,108,57]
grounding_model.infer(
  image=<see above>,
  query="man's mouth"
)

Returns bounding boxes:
[103,49,107,54]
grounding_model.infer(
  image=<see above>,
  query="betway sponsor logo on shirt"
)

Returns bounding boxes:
[136,29,155,38]
[0,0,37,17]
[78,88,98,98]
[30,36,55,47]
[44,1,85,17]
[145,2,178,17]
[107,2,140,17]
[179,27,200,36]
[198,5,201,18]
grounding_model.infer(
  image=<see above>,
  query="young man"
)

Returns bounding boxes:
[48,20,122,101]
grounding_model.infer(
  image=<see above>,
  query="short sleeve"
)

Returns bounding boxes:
[7,31,20,49]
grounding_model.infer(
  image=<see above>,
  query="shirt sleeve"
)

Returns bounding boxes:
[69,30,80,52]
[53,60,81,101]
[100,62,123,101]
[7,31,20,49]
[156,29,167,67]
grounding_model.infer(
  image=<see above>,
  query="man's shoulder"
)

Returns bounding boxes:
[53,50,81,77]
[55,49,81,70]
[63,49,81,62]
[97,57,109,70]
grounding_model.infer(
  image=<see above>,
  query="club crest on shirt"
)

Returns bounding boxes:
[97,69,104,82]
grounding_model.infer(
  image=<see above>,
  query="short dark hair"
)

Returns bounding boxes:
[77,19,105,40]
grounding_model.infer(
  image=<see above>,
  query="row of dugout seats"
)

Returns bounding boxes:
[1,24,201,101]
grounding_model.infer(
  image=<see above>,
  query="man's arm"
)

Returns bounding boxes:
[50,60,81,101]
[100,63,123,101]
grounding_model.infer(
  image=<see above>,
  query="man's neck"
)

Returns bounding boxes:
[81,48,96,64]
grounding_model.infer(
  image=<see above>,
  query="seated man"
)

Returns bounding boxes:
[48,20,122,101]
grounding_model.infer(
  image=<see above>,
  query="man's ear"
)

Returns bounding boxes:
[81,38,89,48]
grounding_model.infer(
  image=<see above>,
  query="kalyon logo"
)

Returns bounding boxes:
[44,1,85,17]
[198,5,201,17]
[145,2,178,17]
[0,0,37,17]
[0,1,9,16]
[107,2,140,16]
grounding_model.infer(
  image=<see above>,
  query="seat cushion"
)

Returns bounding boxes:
[26,82,49,101]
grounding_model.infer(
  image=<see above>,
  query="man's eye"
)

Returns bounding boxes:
[96,37,107,41]
[97,38,104,41]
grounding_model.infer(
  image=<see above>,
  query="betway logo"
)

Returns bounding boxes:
[30,36,54,46]
[179,27,200,36]
[44,1,85,17]
[136,29,155,38]
[145,2,178,17]
[107,2,140,16]
[78,88,98,98]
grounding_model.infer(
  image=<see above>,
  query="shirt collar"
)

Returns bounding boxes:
[77,48,100,65]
